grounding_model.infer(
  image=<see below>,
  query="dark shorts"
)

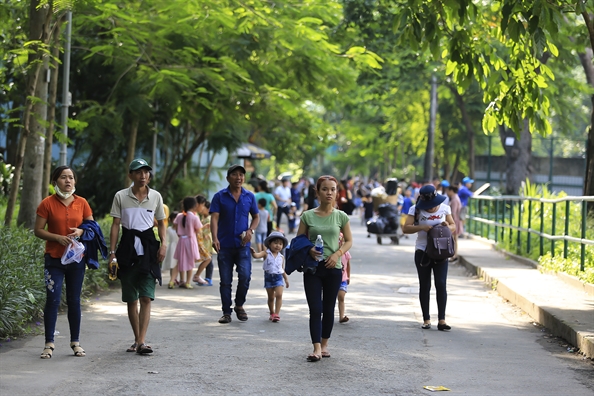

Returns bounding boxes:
[119,266,156,302]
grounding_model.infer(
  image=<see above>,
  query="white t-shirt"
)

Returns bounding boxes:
[263,249,284,274]
[274,185,291,207]
[408,203,452,251]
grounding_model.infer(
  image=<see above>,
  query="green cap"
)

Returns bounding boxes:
[129,158,152,172]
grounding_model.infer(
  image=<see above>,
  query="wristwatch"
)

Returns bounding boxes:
[109,250,116,255]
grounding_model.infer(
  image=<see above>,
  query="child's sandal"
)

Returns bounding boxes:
[70,342,86,357]
[40,344,54,359]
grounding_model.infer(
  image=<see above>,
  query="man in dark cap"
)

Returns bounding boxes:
[210,164,260,324]
[108,158,167,355]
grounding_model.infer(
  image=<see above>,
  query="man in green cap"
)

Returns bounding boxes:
[108,158,167,354]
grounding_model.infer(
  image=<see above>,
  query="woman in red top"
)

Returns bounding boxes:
[34,166,93,359]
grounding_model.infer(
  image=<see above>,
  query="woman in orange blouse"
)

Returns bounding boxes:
[34,166,94,359]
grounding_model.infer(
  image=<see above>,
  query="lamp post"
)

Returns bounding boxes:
[59,11,72,166]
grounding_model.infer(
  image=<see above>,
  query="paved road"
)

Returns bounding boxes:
[1,219,593,395]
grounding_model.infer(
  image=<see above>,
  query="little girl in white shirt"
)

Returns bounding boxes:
[250,231,289,322]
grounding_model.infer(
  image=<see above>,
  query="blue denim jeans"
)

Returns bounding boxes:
[217,247,252,315]
[414,250,448,321]
[43,254,86,343]
[303,263,342,344]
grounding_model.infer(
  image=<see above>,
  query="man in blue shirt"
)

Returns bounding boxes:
[457,177,474,237]
[210,165,260,324]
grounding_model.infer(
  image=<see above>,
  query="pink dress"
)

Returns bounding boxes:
[173,212,202,272]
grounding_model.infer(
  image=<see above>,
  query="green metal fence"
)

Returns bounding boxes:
[467,195,594,271]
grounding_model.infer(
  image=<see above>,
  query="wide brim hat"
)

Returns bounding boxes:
[415,185,447,210]
[264,231,288,249]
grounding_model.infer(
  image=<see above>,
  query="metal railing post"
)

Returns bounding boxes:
[564,201,570,258]
[527,200,532,254]
[551,202,557,257]
[539,201,544,256]
[581,201,586,271]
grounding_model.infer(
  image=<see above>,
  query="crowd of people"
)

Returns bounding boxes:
[34,158,475,362]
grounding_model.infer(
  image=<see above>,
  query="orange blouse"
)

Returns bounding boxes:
[36,194,93,258]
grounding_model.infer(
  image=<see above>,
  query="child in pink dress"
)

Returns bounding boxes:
[172,197,202,289]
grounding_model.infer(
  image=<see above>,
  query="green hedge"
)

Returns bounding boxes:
[0,218,113,339]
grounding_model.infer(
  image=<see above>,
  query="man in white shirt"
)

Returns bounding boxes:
[274,178,292,232]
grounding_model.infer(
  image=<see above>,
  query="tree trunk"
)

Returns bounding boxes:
[578,48,594,197]
[453,89,475,179]
[160,130,207,195]
[499,121,532,195]
[42,20,62,198]
[423,75,437,181]
[17,56,49,228]
[4,0,52,226]
[124,118,139,187]
[581,11,594,201]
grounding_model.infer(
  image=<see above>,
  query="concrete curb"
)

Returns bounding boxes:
[459,254,594,359]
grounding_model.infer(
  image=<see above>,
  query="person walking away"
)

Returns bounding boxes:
[109,158,167,355]
[254,198,270,257]
[337,232,352,324]
[194,200,214,286]
[254,180,277,236]
[297,175,353,362]
[211,164,260,324]
[274,178,292,232]
[163,211,180,287]
[402,185,456,331]
[250,231,289,322]
[362,194,374,235]
[34,166,95,359]
[457,177,474,237]
[445,185,462,262]
[173,196,203,289]
[400,189,414,239]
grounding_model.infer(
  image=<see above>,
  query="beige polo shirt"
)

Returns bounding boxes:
[110,185,166,255]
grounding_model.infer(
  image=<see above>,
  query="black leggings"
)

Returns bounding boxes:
[303,263,342,344]
[414,250,448,321]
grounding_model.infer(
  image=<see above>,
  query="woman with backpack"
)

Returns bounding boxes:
[402,184,456,331]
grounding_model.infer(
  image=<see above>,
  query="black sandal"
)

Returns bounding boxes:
[126,343,138,352]
[234,306,248,321]
[136,343,153,354]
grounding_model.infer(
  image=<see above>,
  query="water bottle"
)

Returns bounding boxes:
[108,258,119,281]
[314,235,324,261]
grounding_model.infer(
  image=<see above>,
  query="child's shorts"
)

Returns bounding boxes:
[256,232,267,244]
[264,272,285,288]
[339,280,348,293]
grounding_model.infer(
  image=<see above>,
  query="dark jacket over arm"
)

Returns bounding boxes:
[285,234,318,275]
[79,220,108,269]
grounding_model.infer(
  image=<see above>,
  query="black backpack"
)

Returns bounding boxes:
[425,224,455,261]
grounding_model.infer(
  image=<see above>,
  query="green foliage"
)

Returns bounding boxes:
[470,180,594,284]
[0,155,14,197]
[0,227,45,338]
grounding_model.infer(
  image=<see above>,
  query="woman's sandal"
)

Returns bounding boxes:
[126,343,139,352]
[40,344,54,359]
[306,353,321,362]
[70,343,86,357]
